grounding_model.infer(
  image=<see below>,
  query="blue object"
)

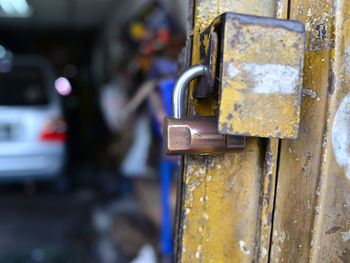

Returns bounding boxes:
[151,77,176,139]
[158,79,176,257]
[148,71,176,258]
[154,58,178,76]
[160,158,173,257]
[159,78,175,117]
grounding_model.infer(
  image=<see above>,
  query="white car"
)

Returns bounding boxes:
[0,55,67,181]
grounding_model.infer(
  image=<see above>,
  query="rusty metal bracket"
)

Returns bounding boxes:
[193,13,305,139]
[217,13,305,139]
[194,29,220,98]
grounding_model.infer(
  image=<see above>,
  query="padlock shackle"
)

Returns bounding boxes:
[172,64,208,118]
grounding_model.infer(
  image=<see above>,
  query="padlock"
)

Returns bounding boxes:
[163,13,305,155]
[163,65,245,155]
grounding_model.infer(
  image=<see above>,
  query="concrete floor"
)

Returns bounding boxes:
[0,190,93,261]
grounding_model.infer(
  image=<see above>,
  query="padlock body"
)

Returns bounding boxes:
[163,116,245,155]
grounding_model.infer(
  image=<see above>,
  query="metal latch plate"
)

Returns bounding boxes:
[217,13,305,139]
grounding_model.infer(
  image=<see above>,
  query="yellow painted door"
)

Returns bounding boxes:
[175,0,350,262]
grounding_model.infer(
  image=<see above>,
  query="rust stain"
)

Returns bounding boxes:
[325,226,342,235]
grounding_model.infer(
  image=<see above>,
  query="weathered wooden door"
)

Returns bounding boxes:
[174,0,350,262]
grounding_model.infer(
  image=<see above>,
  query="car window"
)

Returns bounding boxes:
[0,65,49,106]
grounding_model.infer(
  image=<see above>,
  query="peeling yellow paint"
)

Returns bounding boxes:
[270,0,350,261]
[217,16,305,139]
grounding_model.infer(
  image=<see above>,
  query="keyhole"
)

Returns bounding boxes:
[316,23,326,40]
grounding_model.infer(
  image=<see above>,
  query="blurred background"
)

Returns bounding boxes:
[0,0,188,262]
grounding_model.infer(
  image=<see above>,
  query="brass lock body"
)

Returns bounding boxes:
[163,116,245,155]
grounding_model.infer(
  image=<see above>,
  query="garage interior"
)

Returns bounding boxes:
[0,0,187,262]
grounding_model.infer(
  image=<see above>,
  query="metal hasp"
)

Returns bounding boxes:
[210,13,306,139]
